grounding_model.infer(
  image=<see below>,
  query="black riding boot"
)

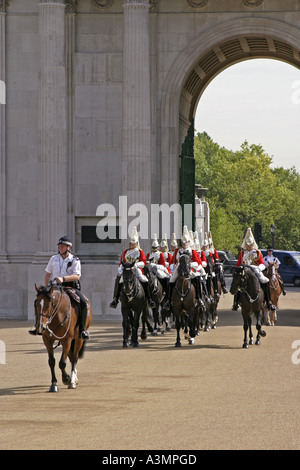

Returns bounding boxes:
[232,291,240,310]
[206,276,214,303]
[220,273,228,293]
[262,283,276,311]
[278,277,287,296]
[110,276,122,308]
[141,281,156,308]
[79,301,89,340]
[159,277,169,296]
[164,282,175,310]
[213,276,220,298]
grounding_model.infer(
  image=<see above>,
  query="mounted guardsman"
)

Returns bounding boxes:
[263,246,286,295]
[146,234,170,295]
[169,233,178,272]
[110,227,156,309]
[232,228,276,311]
[164,226,205,309]
[29,235,90,340]
[193,231,212,303]
[207,231,228,294]
[160,233,172,273]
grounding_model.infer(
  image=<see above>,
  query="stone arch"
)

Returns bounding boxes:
[160,17,300,206]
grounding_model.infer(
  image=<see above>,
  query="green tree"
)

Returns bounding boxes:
[195,132,300,252]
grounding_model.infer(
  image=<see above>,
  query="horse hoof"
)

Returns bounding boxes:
[260,330,266,337]
[68,383,77,389]
[123,342,129,348]
[62,376,71,385]
[242,343,248,349]
[175,342,181,347]
[49,384,58,392]
[141,334,147,340]
[188,338,195,345]
[132,342,139,347]
[249,339,254,345]
[255,340,261,345]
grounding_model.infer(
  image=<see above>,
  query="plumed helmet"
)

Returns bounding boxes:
[241,227,258,250]
[129,226,139,244]
[181,225,191,244]
[202,233,208,247]
[160,233,168,249]
[57,235,72,247]
[170,233,178,248]
[151,233,160,248]
[189,231,195,249]
[193,231,200,250]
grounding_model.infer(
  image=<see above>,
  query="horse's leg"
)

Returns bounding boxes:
[121,308,129,348]
[175,315,181,347]
[68,338,82,389]
[59,338,72,385]
[242,312,250,348]
[43,335,58,392]
[131,310,141,347]
[255,311,266,345]
[140,305,149,340]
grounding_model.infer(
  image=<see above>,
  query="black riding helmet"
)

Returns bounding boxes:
[57,235,72,247]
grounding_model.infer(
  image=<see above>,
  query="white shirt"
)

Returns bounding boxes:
[263,254,280,267]
[45,253,81,280]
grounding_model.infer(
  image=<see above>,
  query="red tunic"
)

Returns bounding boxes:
[236,250,264,267]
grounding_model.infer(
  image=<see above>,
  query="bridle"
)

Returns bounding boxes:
[235,265,261,304]
[36,287,71,340]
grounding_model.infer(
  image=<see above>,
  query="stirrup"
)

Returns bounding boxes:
[110,299,118,308]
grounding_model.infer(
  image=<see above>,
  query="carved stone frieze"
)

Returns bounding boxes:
[65,0,77,13]
[187,0,208,8]
[0,0,9,12]
[91,0,113,8]
[242,0,264,6]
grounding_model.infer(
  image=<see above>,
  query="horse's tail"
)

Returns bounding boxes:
[70,338,87,359]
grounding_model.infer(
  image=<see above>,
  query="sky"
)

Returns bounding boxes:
[195,58,300,174]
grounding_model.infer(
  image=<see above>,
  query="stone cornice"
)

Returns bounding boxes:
[187,0,208,7]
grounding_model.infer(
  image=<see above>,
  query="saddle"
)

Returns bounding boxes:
[64,286,88,305]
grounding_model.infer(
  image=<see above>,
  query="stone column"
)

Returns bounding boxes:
[122,0,151,247]
[36,0,67,260]
[0,1,8,262]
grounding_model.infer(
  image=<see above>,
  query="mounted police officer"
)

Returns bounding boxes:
[29,235,89,339]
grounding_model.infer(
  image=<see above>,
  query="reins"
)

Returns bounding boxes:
[42,289,72,340]
[239,266,261,304]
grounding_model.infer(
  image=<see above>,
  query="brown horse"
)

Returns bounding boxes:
[172,253,199,347]
[263,263,282,325]
[34,284,92,392]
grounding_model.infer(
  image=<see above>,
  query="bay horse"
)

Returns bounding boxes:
[230,266,266,349]
[34,283,92,392]
[172,252,199,347]
[120,261,148,347]
[263,263,282,325]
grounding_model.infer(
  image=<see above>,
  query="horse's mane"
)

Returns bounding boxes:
[36,284,62,299]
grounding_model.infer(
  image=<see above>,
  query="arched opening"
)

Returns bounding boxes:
[194,58,300,172]
[160,18,300,226]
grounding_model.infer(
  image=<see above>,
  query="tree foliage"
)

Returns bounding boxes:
[195,132,300,253]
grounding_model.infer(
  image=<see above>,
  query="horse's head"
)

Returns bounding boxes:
[121,261,137,296]
[230,266,244,295]
[34,284,55,334]
[178,252,191,278]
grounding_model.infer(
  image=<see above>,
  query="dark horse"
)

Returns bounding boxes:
[120,261,148,347]
[202,257,222,331]
[144,263,169,335]
[230,266,266,348]
[172,253,199,347]
[34,283,92,392]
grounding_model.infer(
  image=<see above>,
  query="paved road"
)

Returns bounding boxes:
[1,286,300,451]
